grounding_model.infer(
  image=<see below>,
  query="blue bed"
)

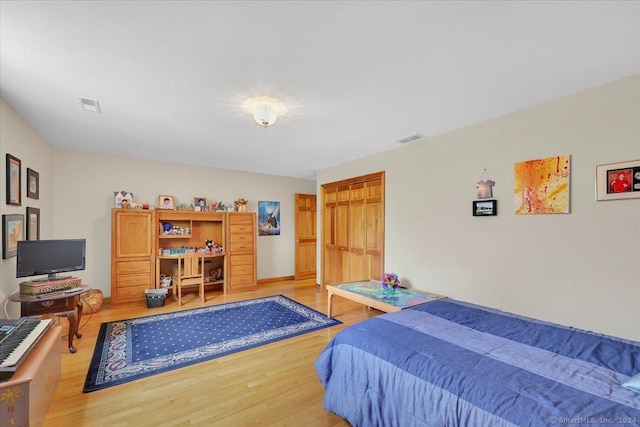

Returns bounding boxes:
[316,298,640,426]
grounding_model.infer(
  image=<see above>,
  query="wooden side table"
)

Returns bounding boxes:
[8,284,90,353]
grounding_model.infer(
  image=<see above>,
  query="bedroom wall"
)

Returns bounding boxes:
[0,98,55,318]
[1,96,315,317]
[50,149,315,296]
[317,74,640,342]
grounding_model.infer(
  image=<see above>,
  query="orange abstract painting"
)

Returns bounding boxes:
[514,155,570,214]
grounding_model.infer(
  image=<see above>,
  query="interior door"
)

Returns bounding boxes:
[294,193,317,280]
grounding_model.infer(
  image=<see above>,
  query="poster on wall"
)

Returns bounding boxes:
[514,155,570,214]
[258,201,280,236]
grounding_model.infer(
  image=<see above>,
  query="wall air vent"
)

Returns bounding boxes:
[79,97,101,113]
[397,132,425,144]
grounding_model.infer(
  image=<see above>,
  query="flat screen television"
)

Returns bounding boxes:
[16,239,86,281]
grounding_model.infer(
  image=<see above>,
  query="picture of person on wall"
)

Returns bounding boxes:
[608,169,631,193]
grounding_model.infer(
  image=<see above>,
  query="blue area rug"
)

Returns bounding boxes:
[83,295,341,392]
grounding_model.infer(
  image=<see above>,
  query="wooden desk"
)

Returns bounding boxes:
[326,281,446,317]
[156,253,226,294]
[9,285,90,353]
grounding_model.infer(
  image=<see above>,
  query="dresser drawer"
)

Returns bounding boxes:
[229,232,254,243]
[228,274,256,292]
[229,254,254,266]
[230,223,254,234]
[229,214,254,225]
[116,260,151,275]
[116,273,151,287]
[230,264,254,276]
[229,241,254,252]
[115,285,150,302]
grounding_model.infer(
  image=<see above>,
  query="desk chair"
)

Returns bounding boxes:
[174,254,205,306]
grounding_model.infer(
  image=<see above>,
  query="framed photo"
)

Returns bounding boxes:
[157,195,175,210]
[194,197,208,211]
[473,200,497,216]
[2,214,24,259]
[27,168,39,199]
[6,154,21,206]
[26,207,40,240]
[258,201,280,236]
[596,159,640,201]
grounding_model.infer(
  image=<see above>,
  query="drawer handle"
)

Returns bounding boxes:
[128,267,140,271]
[130,279,138,283]
[41,300,54,308]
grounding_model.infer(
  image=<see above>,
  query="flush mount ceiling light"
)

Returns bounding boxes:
[243,96,286,128]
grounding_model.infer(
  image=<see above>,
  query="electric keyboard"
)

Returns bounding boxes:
[0,318,53,380]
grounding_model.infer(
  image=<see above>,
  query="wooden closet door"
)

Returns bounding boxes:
[365,179,384,281]
[321,172,384,289]
[336,185,351,283]
[323,186,339,285]
[349,183,367,281]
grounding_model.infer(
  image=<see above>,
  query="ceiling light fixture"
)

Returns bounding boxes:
[243,97,285,128]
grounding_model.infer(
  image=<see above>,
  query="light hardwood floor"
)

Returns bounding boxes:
[43,279,380,426]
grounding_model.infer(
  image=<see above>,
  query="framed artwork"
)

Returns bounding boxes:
[26,207,40,240]
[473,200,497,216]
[2,214,24,259]
[157,195,175,210]
[194,197,208,211]
[6,154,21,206]
[595,159,640,201]
[514,155,571,214]
[27,168,39,199]
[258,201,280,236]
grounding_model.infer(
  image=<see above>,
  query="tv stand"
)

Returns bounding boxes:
[9,285,90,353]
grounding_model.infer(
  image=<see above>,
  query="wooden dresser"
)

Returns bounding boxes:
[111,209,155,304]
[226,212,257,293]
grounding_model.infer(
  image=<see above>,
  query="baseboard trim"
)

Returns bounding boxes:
[257,275,295,284]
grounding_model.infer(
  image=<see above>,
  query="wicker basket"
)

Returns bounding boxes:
[145,289,168,308]
[80,289,104,314]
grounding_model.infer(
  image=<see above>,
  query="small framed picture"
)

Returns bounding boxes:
[158,195,175,210]
[27,168,39,199]
[6,154,21,206]
[596,159,640,201]
[194,197,208,211]
[2,214,24,259]
[473,200,497,216]
[26,207,40,240]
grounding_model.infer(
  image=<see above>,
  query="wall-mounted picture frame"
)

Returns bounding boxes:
[595,159,640,201]
[194,197,208,211]
[27,168,39,199]
[6,154,21,206]
[258,201,280,236]
[2,214,24,259]
[473,200,497,216]
[514,155,570,214]
[157,195,175,210]
[26,207,40,240]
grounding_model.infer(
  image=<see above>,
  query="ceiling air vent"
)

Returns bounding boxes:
[397,132,425,144]
[79,97,101,113]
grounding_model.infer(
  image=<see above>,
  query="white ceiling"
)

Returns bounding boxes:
[1,1,639,180]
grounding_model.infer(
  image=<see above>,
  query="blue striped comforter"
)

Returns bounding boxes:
[315,299,640,426]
